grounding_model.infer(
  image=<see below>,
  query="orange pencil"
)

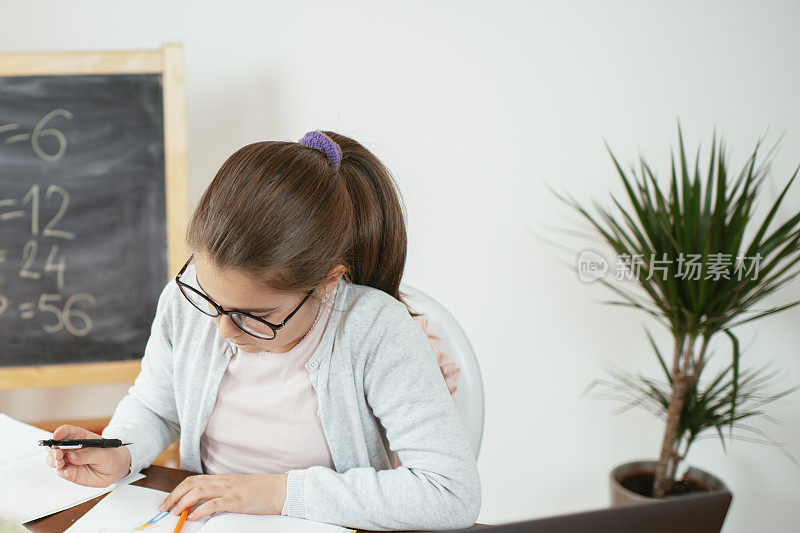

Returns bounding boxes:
[172,509,189,533]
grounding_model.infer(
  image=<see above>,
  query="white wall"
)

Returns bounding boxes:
[1,1,799,531]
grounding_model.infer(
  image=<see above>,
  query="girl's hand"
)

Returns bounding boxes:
[158,473,288,521]
[44,425,132,487]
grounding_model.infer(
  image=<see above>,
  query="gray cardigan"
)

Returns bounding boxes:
[101,263,481,530]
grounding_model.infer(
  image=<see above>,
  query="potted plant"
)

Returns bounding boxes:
[552,121,800,503]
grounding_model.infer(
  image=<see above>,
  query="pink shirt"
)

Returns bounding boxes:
[414,316,461,395]
[200,284,339,516]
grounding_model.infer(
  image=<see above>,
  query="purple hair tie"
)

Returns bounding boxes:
[298,131,343,170]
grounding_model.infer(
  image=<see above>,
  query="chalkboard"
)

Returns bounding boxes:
[0,46,186,391]
[0,73,169,368]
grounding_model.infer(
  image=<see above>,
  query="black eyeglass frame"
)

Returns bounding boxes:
[174,254,315,340]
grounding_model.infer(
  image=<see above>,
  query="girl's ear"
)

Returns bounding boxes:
[323,264,348,291]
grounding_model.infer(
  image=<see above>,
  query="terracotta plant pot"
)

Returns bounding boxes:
[610,460,729,506]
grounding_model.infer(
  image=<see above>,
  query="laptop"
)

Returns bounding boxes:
[445,490,733,533]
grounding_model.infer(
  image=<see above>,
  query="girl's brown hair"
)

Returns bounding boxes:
[185,130,419,316]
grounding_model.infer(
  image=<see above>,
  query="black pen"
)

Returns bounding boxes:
[38,439,133,449]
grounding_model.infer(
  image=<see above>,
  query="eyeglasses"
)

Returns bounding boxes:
[175,254,314,340]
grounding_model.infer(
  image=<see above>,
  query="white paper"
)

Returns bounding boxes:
[64,484,209,532]
[0,413,53,467]
[65,484,355,533]
[0,413,145,525]
[198,513,355,533]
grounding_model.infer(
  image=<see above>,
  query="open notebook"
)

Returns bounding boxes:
[0,413,145,525]
[65,484,355,533]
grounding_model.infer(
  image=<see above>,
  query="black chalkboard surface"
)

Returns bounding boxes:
[0,73,168,368]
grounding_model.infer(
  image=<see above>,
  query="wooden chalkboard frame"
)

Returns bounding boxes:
[0,44,188,390]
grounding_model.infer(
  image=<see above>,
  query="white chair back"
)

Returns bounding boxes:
[400,283,485,458]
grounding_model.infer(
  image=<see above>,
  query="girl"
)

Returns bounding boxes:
[45,131,481,530]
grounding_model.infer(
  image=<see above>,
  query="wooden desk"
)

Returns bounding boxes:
[25,464,482,532]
